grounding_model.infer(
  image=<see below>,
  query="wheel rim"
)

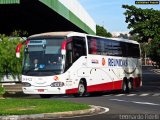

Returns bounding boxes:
[123,82,126,92]
[128,81,132,89]
[78,83,85,95]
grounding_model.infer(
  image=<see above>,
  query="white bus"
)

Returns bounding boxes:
[16,32,142,98]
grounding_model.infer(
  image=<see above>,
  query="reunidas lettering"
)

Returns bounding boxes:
[108,58,128,67]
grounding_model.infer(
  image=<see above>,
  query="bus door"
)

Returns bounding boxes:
[65,37,87,71]
[64,37,87,89]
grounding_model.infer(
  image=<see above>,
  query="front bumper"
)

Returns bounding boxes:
[22,86,66,94]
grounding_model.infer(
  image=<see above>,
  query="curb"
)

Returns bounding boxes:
[0,105,108,120]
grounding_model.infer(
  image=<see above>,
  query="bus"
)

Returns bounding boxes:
[16,32,142,98]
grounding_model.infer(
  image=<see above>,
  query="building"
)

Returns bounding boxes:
[0,0,96,36]
[0,0,96,83]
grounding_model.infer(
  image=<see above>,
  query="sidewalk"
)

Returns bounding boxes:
[0,105,108,120]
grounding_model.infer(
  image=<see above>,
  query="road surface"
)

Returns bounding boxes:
[51,66,160,120]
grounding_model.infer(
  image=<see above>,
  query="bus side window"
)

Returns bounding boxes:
[89,38,97,54]
[72,37,86,62]
[65,42,73,70]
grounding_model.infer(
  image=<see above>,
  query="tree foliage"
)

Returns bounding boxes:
[0,35,23,80]
[147,37,160,66]
[96,25,112,37]
[122,5,160,42]
[122,5,160,67]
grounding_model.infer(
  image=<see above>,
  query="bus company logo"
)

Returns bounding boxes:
[102,58,106,66]
[91,59,99,64]
[135,0,159,5]
[108,58,128,67]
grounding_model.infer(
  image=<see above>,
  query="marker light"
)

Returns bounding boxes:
[53,76,59,81]
[61,40,67,55]
[16,43,23,58]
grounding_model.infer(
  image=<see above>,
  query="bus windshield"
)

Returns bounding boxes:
[22,38,64,76]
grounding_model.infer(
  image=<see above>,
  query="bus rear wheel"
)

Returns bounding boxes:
[122,79,130,93]
[128,79,133,91]
[39,94,52,98]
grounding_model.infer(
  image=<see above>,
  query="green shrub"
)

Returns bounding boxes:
[0,85,5,95]
[0,34,24,81]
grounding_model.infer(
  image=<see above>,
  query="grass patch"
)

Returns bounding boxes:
[0,98,90,116]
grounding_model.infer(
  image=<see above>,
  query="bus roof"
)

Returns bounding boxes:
[29,31,74,39]
[28,31,139,45]
[87,34,139,45]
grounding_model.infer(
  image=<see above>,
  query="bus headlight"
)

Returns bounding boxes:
[22,82,31,87]
[50,82,64,87]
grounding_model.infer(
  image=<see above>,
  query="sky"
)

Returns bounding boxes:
[79,0,160,33]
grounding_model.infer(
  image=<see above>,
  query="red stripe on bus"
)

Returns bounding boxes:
[133,77,142,88]
[66,80,123,94]
[65,77,142,94]
[87,80,123,92]
[66,88,78,94]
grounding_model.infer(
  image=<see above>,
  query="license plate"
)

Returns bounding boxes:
[38,89,44,92]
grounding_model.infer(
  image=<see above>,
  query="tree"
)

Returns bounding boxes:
[122,5,160,67]
[147,36,160,67]
[0,35,23,81]
[96,25,112,37]
[11,30,28,37]
[122,5,160,42]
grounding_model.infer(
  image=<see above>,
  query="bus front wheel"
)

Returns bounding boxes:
[73,80,86,97]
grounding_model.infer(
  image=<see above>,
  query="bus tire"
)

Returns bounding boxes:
[39,94,52,98]
[73,80,87,97]
[122,79,129,93]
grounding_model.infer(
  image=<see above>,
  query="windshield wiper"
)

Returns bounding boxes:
[41,70,60,74]
[23,67,36,74]
[23,68,60,75]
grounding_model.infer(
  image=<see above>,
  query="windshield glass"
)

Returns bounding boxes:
[22,38,64,76]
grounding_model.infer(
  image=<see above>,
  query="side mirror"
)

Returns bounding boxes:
[16,43,23,58]
[61,41,67,55]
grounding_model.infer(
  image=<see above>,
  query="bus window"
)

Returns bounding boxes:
[121,42,128,57]
[72,37,86,62]
[88,37,97,54]
[65,37,86,71]
[128,43,140,58]
[65,42,73,70]
[111,41,122,56]
[105,39,112,56]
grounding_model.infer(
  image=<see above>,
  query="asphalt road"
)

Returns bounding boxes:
[50,66,160,120]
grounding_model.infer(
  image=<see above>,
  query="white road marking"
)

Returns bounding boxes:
[110,99,160,106]
[152,93,160,96]
[115,94,125,96]
[139,93,149,96]
[132,101,160,106]
[127,94,136,96]
[104,93,160,97]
